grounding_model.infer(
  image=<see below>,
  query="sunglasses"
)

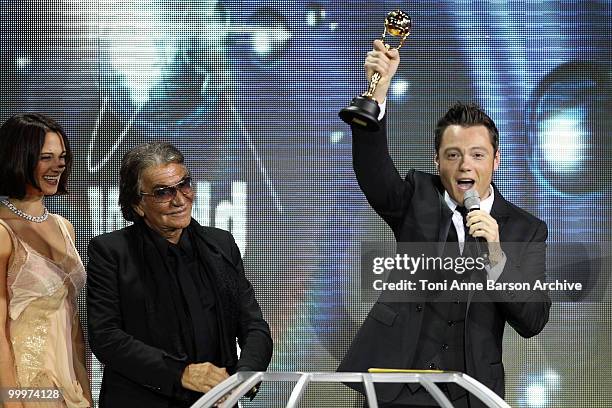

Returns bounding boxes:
[140,176,193,203]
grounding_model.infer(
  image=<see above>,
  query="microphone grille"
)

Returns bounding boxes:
[463,189,480,210]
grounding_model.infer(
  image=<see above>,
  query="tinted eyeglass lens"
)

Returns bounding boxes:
[153,187,176,202]
[152,177,193,202]
[178,177,192,194]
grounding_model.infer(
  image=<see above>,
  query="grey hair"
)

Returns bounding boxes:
[119,142,185,222]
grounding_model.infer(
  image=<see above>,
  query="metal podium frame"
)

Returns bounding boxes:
[190,371,512,408]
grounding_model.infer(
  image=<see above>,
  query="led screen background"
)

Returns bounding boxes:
[1,0,611,406]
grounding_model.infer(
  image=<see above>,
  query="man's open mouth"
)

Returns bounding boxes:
[457,179,475,191]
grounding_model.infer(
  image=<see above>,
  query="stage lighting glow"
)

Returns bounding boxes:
[521,369,561,407]
[252,31,273,55]
[330,130,344,143]
[527,61,612,195]
[390,78,411,100]
[306,3,326,27]
[543,369,560,386]
[537,107,587,174]
[108,36,162,105]
[525,383,548,407]
[101,0,229,105]
[15,57,31,69]
[89,0,231,173]
[248,8,292,64]
[101,3,164,105]
[250,27,291,57]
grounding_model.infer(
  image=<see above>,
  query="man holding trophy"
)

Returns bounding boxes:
[338,10,551,408]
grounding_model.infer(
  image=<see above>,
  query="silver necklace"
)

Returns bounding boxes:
[1,199,49,223]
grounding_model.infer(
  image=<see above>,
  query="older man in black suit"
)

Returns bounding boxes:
[87,142,272,408]
[338,40,550,408]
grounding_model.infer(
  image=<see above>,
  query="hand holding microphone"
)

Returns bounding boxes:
[463,189,503,266]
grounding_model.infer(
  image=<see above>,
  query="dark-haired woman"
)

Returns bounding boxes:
[0,114,92,408]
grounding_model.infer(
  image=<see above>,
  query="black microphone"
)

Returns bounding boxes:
[463,189,490,265]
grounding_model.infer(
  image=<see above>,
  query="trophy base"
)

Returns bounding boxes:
[339,96,381,132]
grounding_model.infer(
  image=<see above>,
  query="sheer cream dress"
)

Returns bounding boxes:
[1,215,89,408]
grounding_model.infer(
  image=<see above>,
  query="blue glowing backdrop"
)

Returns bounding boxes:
[1,0,611,406]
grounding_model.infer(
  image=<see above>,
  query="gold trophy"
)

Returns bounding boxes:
[339,10,412,131]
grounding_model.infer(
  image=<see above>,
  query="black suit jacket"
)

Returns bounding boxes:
[87,220,272,408]
[338,118,551,407]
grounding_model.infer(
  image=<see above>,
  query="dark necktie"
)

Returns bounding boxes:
[456,206,469,241]
[453,206,473,294]
[457,205,480,260]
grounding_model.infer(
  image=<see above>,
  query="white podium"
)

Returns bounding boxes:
[190,371,512,408]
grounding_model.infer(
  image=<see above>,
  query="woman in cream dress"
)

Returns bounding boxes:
[0,114,92,408]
